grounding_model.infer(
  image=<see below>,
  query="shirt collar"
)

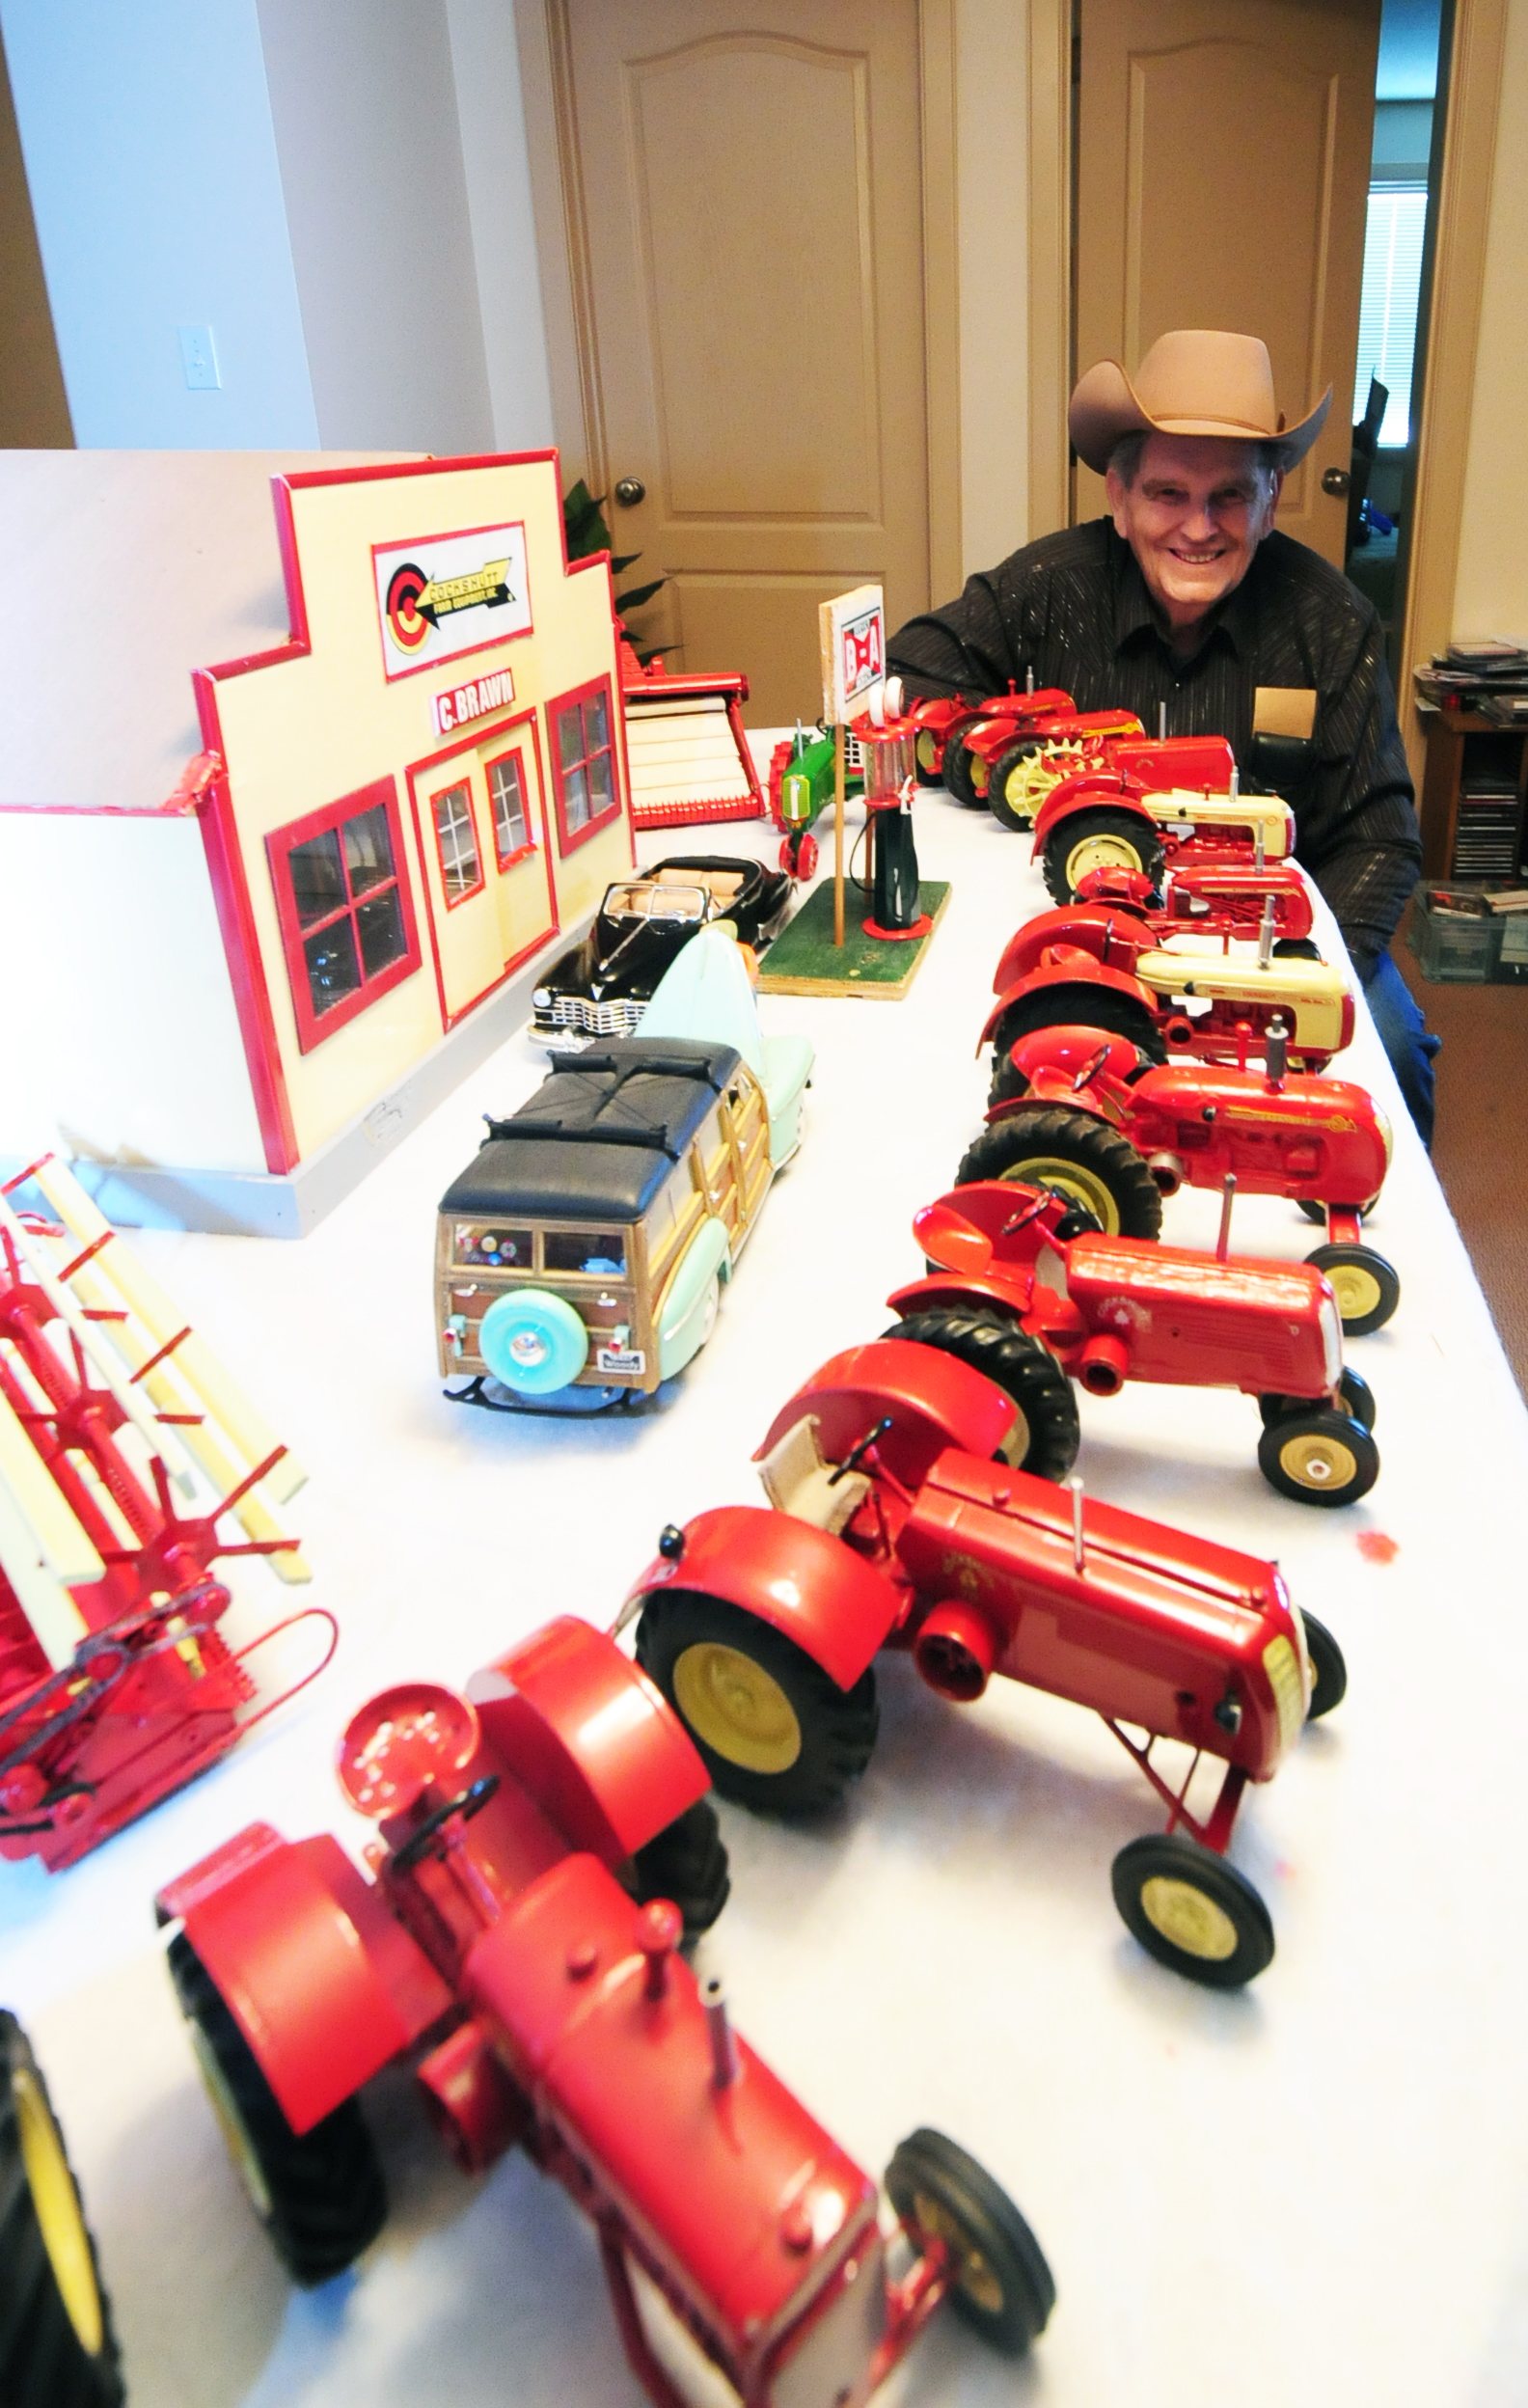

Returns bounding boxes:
[1108,527,1261,665]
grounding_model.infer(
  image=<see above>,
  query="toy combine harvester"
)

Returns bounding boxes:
[0,1157,333,1870]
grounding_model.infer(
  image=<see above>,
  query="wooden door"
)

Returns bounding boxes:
[556,3,931,725]
[1075,0,1379,566]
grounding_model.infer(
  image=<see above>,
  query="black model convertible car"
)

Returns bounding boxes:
[529,856,792,1047]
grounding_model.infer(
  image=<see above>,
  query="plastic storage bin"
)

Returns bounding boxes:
[1407,889,1503,981]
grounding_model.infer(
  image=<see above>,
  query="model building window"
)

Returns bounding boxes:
[486,751,532,864]
[550,678,619,852]
[431,780,483,904]
[267,778,421,1053]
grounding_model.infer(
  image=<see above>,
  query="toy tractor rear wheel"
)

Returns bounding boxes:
[942,734,985,808]
[1111,1834,1274,1987]
[168,1935,387,2286]
[883,1308,1080,1480]
[914,725,945,785]
[625,1797,731,1941]
[987,740,1070,834]
[1299,1610,1348,1719]
[1304,1241,1401,1337]
[0,2012,124,2408]
[988,990,1165,1105]
[1256,1408,1378,1507]
[1257,1367,1376,1433]
[1043,808,1166,906]
[635,1591,878,1816]
[958,1108,1164,1240]
[886,2126,1054,2356]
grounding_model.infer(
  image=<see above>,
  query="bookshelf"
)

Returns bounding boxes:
[1417,710,1528,881]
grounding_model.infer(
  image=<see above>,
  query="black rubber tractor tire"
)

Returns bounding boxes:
[886,2126,1055,2355]
[957,1108,1164,1240]
[1257,1367,1377,1434]
[986,740,1049,833]
[1299,1609,1348,1719]
[988,987,1165,1105]
[1304,1241,1401,1338]
[635,1590,878,1817]
[1272,937,1323,960]
[168,1935,387,2287]
[883,1308,1080,1480]
[942,732,986,808]
[0,2012,124,2408]
[914,725,947,785]
[1042,807,1167,905]
[1256,1408,1379,1508]
[1111,1833,1275,1988]
[625,1797,731,1941]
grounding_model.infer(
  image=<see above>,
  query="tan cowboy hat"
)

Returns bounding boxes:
[1069,329,1331,474]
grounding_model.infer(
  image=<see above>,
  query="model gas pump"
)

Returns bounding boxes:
[856,694,931,940]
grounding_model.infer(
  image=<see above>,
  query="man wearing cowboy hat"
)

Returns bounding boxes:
[887,328,1435,1139]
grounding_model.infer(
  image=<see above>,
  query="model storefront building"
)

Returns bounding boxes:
[0,450,637,1231]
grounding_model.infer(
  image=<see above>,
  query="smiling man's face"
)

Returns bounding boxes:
[1105,433,1281,639]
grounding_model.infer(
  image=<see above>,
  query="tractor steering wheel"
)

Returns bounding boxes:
[829,1414,895,1484]
[392,1773,502,1871]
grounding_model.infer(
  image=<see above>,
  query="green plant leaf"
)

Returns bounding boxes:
[615,578,666,613]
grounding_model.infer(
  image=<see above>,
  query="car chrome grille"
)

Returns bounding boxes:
[539,994,645,1036]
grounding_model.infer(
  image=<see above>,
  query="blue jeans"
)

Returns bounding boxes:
[1364,949,1439,1149]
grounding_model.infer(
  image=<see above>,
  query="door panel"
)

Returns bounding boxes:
[563,3,929,723]
[1076,0,1379,564]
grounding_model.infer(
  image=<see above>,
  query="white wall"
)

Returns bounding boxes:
[1451,0,1528,641]
[0,0,319,447]
[448,0,556,452]
[254,0,495,453]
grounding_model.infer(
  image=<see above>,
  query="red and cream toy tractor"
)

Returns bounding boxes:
[1031,741,1296,902]
[885,1178,1378,1506]
[1011,855,1318,958]
[630,1340,1346,1989]
[156,1614,1053,2401]
[0,1157,332,1871]
[960,1024,1400,1336]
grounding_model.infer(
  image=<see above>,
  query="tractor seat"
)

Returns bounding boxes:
[756,1412,871,1534]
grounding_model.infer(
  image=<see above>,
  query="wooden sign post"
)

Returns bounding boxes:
[818,586,886,947]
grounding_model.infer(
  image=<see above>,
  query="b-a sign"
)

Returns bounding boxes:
[820,586,886,724]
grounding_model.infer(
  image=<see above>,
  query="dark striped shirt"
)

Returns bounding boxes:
[887,518,1421,977]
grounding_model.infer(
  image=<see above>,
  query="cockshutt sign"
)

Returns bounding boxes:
[373,520,532,679]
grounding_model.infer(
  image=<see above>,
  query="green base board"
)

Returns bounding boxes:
[757,880,950,999]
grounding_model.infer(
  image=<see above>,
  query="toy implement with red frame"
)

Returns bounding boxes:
[961,1023,1400,1336]
[886,1178,1378,1506]
[0,1156,332,1871]
[155,1615,1052,2400]
[629,1339,1347,1989]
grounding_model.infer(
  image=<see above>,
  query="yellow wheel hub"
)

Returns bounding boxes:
[673,1642,802,1773]
[997,745,1077,823]
[997,1154,1119,1233]
[1325,1262,1382,1323]
[915,728,940,776]
[912,2189,1005,2313]
[1064,830,1144,889]
[189,2024,275,2221]
[14,2062,105,2358]
[1278,1429,1359,1491]
[1138,1874,1240,1962]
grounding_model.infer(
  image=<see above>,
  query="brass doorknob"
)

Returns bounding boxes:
[614,477,646,506]
[1321,467,1351,497]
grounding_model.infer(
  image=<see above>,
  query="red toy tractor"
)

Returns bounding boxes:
[959,1025,1400,1336]
[0,1158,333,1871]
[156,1614,1053,2401]
[979,911,1353,1078]
[1031,742,1296,903]
[886,1179,1378,1507]
[934,696,1145,816]
[1009,857,1318,964]
[630,1340,1345,1989]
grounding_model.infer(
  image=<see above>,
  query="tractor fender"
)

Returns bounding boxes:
[992,902,1152,991]
[1030,770,1137,851]
[466,1614,709,1865]
[157,1826,454,2134]
[887,1269,1025,1322]
[1001,1024,1146,1101]
[624,1504,904,1693]
[980,957,1159,1051]
[757,1336,1021,1491]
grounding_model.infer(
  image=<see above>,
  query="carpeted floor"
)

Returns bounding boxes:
[1401,930,1528,1391]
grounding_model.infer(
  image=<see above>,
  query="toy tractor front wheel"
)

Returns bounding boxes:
[942,735,986,808]
[1257,1367,1376,1433]
[1111,1834,1274,1987]
[914,725,946,785]
[0,2012,124,2408]
[958,1108,1164,1240]
[988,990,1165,1105]
[635,1591,878,1816]
[1043,807,1166,906]
[168,1935,386,2286]
[1257,1408,1378,1507]
[887,2127,1054,2355]
[1304,1240,1401,1337]
[625,1797,731,1941]
[1298,1609,1348,1719]
[883,1308,1080,1480]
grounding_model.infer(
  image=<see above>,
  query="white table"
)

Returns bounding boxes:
[6,776,1527,2408]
